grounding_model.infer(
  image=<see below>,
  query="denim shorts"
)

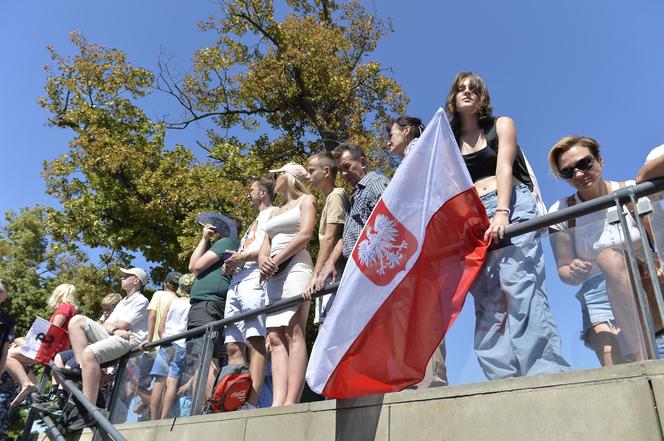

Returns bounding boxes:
[150,344,187,379]
[576,275,614,337]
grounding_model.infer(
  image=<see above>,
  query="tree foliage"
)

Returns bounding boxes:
[0,207,128,334]
[162,0,406,153]
[38,1,407,279]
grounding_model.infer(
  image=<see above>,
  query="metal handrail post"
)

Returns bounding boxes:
[107,354,129,421]
[190,327,218,415]
[628,191,664,359]
[20,367,51,441]
[47,369,127,441]
[40,414,67,441]
[611,188,658,358]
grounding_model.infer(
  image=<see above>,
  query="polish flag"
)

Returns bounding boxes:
[306,108,490,398]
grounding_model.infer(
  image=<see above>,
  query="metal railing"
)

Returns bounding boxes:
[22,177,664,439]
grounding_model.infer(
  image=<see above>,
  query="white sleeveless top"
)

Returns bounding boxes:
[163,297,191,347]
[264,198,303,257]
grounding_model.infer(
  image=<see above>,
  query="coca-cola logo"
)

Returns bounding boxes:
[231,390,247,400]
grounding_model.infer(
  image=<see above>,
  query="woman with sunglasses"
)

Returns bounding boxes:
[259,162,315,406]
[548,136,647,365]
[445,72,569,380]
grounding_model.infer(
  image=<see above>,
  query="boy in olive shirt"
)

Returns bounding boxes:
[187,223,240,398]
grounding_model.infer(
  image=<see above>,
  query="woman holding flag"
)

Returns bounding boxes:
[445,72,569,379]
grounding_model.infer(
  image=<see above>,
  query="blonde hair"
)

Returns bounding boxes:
[281,172,311,198]
[548,136,602,179]
[47,284,79,310]
[101,292,123,308]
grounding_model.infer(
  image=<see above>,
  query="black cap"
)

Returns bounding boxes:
[164,271,183,285]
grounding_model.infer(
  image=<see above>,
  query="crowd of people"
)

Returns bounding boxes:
[1,71,664,428]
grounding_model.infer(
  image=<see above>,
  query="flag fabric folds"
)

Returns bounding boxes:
[306,108,490,398]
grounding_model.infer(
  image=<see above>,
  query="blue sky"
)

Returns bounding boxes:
[2,1,663,384]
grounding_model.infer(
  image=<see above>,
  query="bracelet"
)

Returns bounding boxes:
[495,208,511,216]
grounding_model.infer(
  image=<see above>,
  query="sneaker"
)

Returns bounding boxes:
[32,399,63,416]
[67,407,109,432]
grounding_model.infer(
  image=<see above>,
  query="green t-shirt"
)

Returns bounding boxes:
[190,237,241,303]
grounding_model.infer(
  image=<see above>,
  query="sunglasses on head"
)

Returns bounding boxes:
[559,155,595,180]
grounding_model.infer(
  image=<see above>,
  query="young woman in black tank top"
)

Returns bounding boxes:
[445,72,569,380]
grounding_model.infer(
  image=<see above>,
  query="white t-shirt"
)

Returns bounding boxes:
[163,297,191,347]
[646,145,664,163]
[232,206,276,281]
[548,180,644,278]
[106,291,149,342]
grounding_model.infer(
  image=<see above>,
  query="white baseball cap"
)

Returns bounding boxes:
[119,267,149,286]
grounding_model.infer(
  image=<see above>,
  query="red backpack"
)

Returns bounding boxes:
[204,364,252,413]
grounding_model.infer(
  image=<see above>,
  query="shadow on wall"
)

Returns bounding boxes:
[335,394,385,441]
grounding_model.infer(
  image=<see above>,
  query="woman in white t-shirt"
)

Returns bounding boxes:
[548,136,646,365]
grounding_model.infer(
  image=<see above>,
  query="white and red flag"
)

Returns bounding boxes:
[306,108,490,398]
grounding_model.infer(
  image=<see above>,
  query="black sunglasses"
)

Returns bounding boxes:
[559,155,595,179]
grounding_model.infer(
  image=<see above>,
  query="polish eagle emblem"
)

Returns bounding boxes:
[352,200,418,286]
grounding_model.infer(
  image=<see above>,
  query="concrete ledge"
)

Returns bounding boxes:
[82,361,664,441]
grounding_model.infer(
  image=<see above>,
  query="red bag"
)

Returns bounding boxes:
[204,364,252,413]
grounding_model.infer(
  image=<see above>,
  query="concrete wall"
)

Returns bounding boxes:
[82,361,664,441]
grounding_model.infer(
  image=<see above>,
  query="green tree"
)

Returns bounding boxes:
[39,1,407,277]
[0,207,128,335]
[161,0,406,154]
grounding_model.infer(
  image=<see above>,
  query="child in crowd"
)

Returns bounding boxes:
[99,293,123,323]
[148,273,193,419]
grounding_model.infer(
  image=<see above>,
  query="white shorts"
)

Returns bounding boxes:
[84,318,136,364]
[224,275,267,343]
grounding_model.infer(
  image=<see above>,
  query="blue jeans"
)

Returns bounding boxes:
[472,184,570,379]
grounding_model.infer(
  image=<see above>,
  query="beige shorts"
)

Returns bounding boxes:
[84,317,135,364]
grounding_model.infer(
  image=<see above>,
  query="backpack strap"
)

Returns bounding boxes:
[566,195,577,229]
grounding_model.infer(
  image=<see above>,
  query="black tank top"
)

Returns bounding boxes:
[459,117,534,192]
[462,146,497,183]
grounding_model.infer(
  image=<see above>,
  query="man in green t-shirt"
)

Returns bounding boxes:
[188,223,240,398]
